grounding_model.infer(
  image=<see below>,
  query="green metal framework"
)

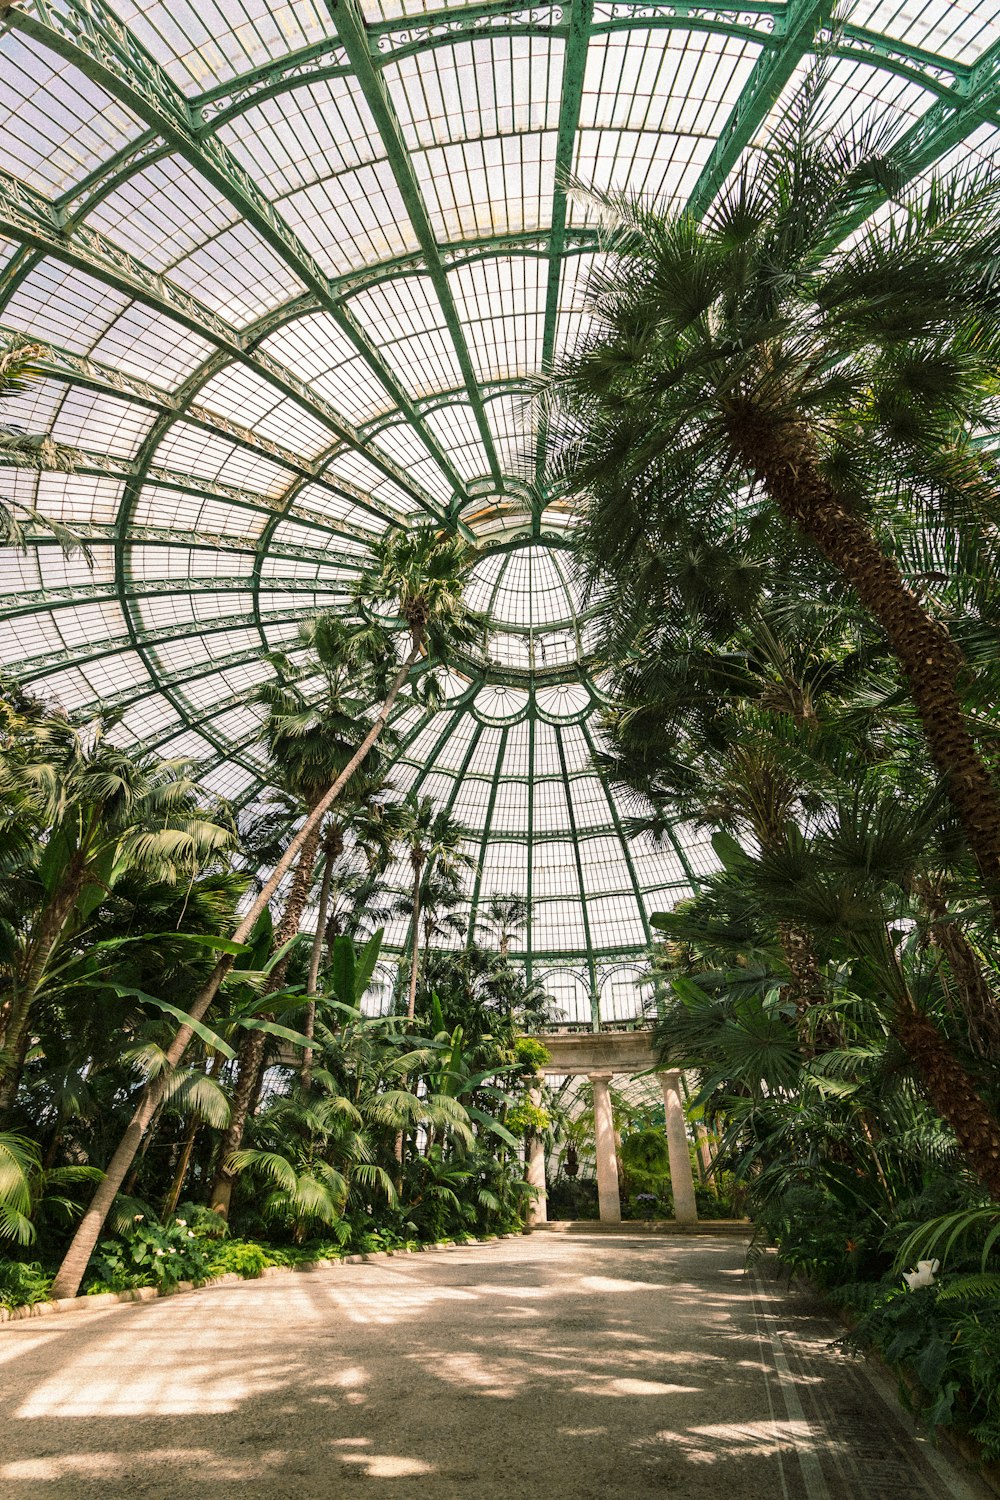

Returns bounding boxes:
[1,0,999,1022]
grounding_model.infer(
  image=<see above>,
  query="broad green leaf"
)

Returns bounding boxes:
[111,986,234,1058]
[711,829,749,872]
[238,1017,314,1049]
[354,928,383,1000]
[331,934,355,1005]
[90,931,250,957]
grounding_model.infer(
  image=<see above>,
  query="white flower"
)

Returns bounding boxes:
[133,1214,144,1223]
[176,1219,186,1227]
[187,1232,195,1239]
[169,1248,176,1255]
[154,1248,165,1257]
[902,1259,939,1291]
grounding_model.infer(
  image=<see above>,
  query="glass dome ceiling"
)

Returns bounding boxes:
[1,0,998,1018]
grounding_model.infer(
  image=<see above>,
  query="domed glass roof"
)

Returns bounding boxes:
[1,0,998,1020]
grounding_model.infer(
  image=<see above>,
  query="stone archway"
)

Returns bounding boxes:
[527,1030,698,1227]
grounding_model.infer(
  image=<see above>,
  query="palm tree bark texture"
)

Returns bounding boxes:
[0,852,88,1114]
[894,1000,1000,1199]
[730,413,1000,927]
[913,876,1000,1062]
[301,824,342,1089]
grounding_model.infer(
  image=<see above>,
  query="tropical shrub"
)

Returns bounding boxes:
[205,1240,275,1279]
[506,1102,549,1138]
[842,1280,1000,1460]
[0,1258,52,1309]
[0,1131,102,1246]
[87,1216,210,1293]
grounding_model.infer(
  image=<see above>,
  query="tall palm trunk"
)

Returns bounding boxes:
[161,1054,224,1220]
[913,876,1000,1062]
[747,786,827,1042]
[777,921,824,1016]
[210,818,323,1219]
[162,1115,199,1222]
[733,415,1000,926]
[301,826,340,1089]
[774,917,845,1053]
[0,856,87,1112]
[397,857,425,1172]
[406,855,424,1022]
[893,999,1000,1199]
[51,642,421,1300]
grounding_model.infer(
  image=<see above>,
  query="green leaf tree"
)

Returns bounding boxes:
[547,77,1000,923]
[394,795,475,1021]
[50,523,476,1298]
[0,713,233,1112]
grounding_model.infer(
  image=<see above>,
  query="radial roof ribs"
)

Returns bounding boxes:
[0,0,997,1008]
[328,0,506,493]
[5,0,471,508]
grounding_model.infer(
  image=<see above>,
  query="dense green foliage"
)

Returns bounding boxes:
[546,71,1000,1462]
[0,518,548,1302]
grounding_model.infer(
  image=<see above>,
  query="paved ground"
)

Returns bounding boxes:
[0,1232,990,1499]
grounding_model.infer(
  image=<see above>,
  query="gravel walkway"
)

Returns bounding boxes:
[0,1232,989,1498]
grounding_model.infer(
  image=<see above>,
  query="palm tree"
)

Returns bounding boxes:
[0,714,233,1111]
[227,1079,397,1244]
[210,617,388,1217]
[159,1053,229,1222]
[0,1130,102,1246]
[482,895,532,958]
[301,790,405,1086]
[547,77,1000,922]
[598,585,862,1027]
[395,796,475,1020]
[0,340,89,561]
[656,778,1000,1199]
[51,524,477,1297]
[418,872,467,961]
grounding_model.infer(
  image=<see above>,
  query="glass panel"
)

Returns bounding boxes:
[5,0,992,969]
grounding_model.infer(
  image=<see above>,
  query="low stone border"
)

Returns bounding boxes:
[0,1233,522,1325]
[942,1427,1000,1498]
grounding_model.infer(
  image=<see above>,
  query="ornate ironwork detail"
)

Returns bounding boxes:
[184,403,314,475]
[593,2,776,37]
[27,519,364,572]
[5,0,463,511]
[0,326,174,408]
[833,27,961,94]
[373,4,566,57]
[13,0,192,129]
[197,45,351,125]
[17,605,315,680]
[59,135,167,220]
[243,294,316,345]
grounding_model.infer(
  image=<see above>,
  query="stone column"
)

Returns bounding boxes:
[589,1071,621,1223]
[526,1080,547,1226]
[659,1070,697,1224]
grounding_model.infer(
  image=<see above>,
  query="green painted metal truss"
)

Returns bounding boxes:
[1,0,998,1021]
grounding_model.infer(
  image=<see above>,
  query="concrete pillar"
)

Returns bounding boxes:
[526,1081,547,1226]
[659,1070,697,1224]
[589,1071,621,1223]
